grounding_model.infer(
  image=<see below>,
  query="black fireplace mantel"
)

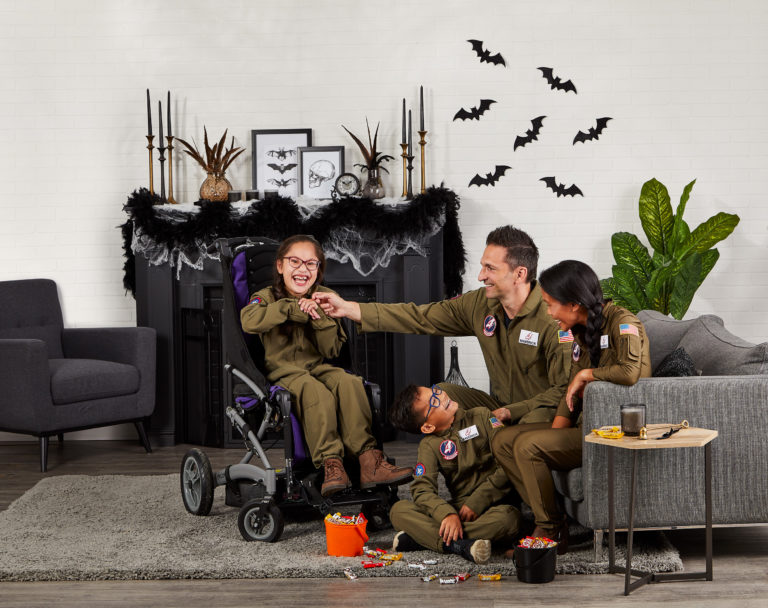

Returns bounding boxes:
[123,188,466,447]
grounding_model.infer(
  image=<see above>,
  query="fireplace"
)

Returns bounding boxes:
[134,233,446,448]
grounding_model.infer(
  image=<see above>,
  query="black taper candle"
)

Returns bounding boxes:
[146,89,152,136]
[166,91,172,138]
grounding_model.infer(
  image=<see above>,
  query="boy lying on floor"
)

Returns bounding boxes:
[388,384,520,564]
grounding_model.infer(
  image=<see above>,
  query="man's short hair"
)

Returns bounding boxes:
[388,384,422,434]
[486,225,539,281]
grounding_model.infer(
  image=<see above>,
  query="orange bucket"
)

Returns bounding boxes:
[325,514,369,557]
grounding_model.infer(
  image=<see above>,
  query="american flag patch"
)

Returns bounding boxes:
[558,330,574,343]
[619,323,639,336]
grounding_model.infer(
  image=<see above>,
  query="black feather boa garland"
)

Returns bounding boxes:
[120,186,467,298]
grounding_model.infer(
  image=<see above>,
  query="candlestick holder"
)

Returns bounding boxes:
[399,143,408,198]
[166,135,177,204]
[157,140,167,202]
[406,153,415,199]
[418,130,428,194]
[145,135,155,195]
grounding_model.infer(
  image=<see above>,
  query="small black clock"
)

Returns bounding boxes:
[332,172,361,199]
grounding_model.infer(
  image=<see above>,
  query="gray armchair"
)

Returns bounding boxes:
[0,279,156,471]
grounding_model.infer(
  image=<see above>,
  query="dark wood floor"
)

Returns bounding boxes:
[1,438,767,607]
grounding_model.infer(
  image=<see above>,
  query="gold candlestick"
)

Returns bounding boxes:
[399,142,408,198]
[166,135,177,204]
[418,130,427,194]
[146,135,155,195]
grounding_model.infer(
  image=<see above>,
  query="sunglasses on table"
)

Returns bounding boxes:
[282,256,320,271]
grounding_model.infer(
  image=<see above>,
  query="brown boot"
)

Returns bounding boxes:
[531,520,569,555]
[321,457,350,497]
[359,448,413,489]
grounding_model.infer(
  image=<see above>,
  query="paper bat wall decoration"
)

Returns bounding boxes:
[537,67,577,94]
[267,178,297,188]
[453,99,496,121]
[573,117,612,144]
[540,176,583,197]
[467,39,506,67]
[469,165,511,187]
[513,116,546,150]
[267,163,298,173]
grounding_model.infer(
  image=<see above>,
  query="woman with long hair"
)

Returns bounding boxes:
[492,259,651,553]
[241,234,412,497]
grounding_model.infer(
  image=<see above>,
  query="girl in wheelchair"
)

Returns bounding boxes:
[240,234,413,497]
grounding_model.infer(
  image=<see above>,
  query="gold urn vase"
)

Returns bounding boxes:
[199,173,232,202]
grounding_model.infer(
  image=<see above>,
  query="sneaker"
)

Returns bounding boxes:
[445,538,491,565]
[321,457,351,497]
[392,530,421,552]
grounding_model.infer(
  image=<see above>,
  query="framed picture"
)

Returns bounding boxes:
[251,129,312,199]
[298,146,345,199]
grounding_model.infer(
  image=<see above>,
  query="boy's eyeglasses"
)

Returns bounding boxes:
[425,384,443,421]
[282,256,320,271]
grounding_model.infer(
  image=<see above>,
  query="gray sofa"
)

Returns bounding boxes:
[555,309,768,540]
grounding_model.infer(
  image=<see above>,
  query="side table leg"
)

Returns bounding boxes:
[705,442,713,580]
[624,450,638,596]
[608,447,615,571]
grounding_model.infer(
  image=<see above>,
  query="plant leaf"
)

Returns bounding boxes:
[699,248,719,284]
[611,232,654,282]
[639,178,674,256]
[669,179,696,252]
[677,212,740,257]
[669,252,703,319]
[612,264,652,313]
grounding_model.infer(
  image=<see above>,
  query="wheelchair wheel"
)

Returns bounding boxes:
[238,499,284,542]
[180,448,214,516]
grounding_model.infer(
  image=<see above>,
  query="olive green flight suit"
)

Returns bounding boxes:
[492,302,651,528]
[389,408,520,552]
[358,282,571,424]
[240,285,375,467]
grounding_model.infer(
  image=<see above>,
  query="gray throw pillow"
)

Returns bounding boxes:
[678,316,768,376]
[653,347,698,377]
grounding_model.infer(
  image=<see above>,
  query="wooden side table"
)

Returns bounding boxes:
[585,426,718,595]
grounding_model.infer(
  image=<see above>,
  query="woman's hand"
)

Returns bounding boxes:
[566,368,594,410]
[298,298,321,320]
[439,513,464,544]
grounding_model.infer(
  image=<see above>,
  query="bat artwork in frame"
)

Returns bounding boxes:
[252,129,312,199]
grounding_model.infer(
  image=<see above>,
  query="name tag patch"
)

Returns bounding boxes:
[440,439,458,460]
[519,329,539,347]
[600,334,609,349]
[458,425,479,441]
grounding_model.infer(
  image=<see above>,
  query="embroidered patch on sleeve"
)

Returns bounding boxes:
[558,330,574,343]
[619,323,639,336]
[248,296,264,305]
[414,463,425,477]
[489,416,503,428]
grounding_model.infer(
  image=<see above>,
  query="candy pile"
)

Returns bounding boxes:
[518,536,558,549]
[324,512,366,525]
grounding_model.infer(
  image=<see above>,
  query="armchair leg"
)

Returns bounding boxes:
[135,421,152,453]
[39,436,49,473]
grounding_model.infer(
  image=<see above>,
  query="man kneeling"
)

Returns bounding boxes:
[388,384,520,564]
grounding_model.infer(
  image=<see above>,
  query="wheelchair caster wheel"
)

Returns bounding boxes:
[238,499,284,542]
[180,448,214,516]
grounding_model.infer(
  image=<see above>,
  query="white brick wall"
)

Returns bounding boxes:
[1,0,767,440]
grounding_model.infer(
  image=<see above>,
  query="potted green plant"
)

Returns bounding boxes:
[601,178,740,319]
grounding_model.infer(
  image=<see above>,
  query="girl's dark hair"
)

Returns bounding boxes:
[272,234,326,300]
[539,260,604,367]
[389,384,423,434]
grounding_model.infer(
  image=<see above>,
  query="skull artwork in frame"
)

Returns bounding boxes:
[298,146,345,199]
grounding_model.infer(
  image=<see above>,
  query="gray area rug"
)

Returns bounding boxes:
[0,474,682,582]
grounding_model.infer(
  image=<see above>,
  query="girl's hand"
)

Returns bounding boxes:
[439,513,464,544]
[565,368,594,411]
[298,298,321,320]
